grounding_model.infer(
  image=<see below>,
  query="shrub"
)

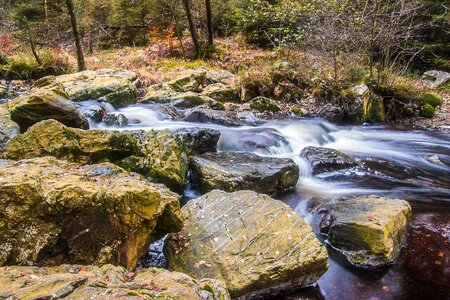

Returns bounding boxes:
[347,66,366,84]
[420,104,436,118]
[419,93,443,108]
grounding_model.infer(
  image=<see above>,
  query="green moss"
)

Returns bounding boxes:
[420,104,436,118]
[363,94,385,123]
[419,92,443,108]
[291,107,304,115]
[250,97,280,112]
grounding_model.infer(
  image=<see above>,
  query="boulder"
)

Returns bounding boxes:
[0,264,230,300]
[202,83,240,103]
[421,70,450,88]
[300,146,360,175]
[0,157,183,270]
[165,190,329,299]
[173,127,221,155]
[55,69,139,107]
[190,152,299,195]
[78,102,107,123]
[249,96,280,112]
[316,195,412,268]
[103,113,129,127]
[317,103,344,122]
[0,84,7,98]
[4,120,188,192]
[1,76,89,132]
[0,107,19,152]
[184,108,243,127]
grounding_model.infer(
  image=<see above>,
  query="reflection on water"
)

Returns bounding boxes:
[86,101,450,300]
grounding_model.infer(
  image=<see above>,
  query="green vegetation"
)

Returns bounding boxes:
[419,92,443,108]
[420,104,436,118]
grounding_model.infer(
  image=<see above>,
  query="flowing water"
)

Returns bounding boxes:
[88,102,450,300]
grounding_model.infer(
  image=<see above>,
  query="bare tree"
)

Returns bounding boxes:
[66,0,86,71]
[182,0,200,57]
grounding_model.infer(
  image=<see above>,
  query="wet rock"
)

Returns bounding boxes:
[173,92,224,110]
[142,83,175,104]
[421,70,450,88]
[4,120,188,192]
[317,103,344,122]
[0,157,183,270]
[184,108,243,127]
[363,93,385,123]
[103,113,129,127]
[0,264,230,299]
[1,76,89,132]
[165,190,328,299]
[190,152,299,195]
[300,146,360,174]
[316,195,412,268]
[249,96,280,112]
[78,103,107,122]
[0,107,19,153]
[55,69,139,107]
[158,104,183,119]
[173,127,221,155]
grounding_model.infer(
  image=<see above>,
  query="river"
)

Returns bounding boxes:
[87,102,450,300]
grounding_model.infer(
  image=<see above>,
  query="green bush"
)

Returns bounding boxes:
[419,92,443,108]
[347,66,366,84]
[420,104,436,118]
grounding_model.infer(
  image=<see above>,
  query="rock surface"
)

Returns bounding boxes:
[56,69,139,107]
[0,264,230,300]
[5,120,188,192]
[316,195,412,268]
[1,76,89,131]
[317,104,344,122]
[421,70,450,87]
[190,152,299,195]
[173,127,221,155]
[142,68,239,105]
[184,108,244,127]
[300,146,359,174]
[0,157,183,270]
[0,107,19,152]
[165,190,329,299]
[249,96,280,112]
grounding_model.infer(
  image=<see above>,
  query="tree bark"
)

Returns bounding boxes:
[24,18,41,65]
[66,0,86,71]
[205,0,213,49]
[182,0,200,57]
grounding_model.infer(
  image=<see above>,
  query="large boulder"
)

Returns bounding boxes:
[316,196,412,268]
[249,96,280,112]
[165,190,329,299]
[173,127,221,155]
[55,69,139,107]
[190,152,299,195]
[300,146,360,175]
[0,264,230,300]
[0,107,19,153]
[4,120,188,192]
[142,68,239,105]
[0,157,183,270]
[1,76,89,132]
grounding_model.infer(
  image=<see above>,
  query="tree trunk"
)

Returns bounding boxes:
[66,0,86,71]
[205,0,213,49]
[24,18,41,65]
[182,0,200,57]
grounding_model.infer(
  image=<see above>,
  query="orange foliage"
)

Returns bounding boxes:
[0,34,14,55]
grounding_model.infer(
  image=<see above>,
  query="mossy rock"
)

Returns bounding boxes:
[420,104,436,118]
[1,76,89,132]
[318,195,412,268]
[0,157,184,270]
[363,93,385,123]
[291,107,305,115]
[165,190,328,299]
[419,92,443,108]
[55,69,139,107]
[0,264,230,299]
[4,120,188,192]
[249,96,280,112]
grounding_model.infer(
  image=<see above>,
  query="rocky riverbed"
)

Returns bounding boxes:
[0,68,449,299]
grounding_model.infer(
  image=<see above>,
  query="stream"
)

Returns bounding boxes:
[87,102,450,300]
